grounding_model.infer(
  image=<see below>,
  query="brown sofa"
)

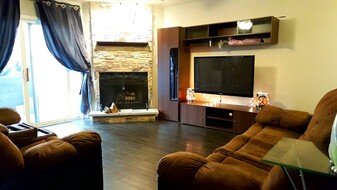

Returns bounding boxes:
[157,88,337,190]
[0,108,103,190]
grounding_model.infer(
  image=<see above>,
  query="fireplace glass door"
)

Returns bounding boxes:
[99,72,148,110]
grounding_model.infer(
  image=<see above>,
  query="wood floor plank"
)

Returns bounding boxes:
[43,119,236,190]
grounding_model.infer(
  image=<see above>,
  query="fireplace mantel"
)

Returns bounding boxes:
[95,41,148,47]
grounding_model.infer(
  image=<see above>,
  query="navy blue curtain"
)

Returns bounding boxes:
[36,0,93,114]
[0,0,20,73]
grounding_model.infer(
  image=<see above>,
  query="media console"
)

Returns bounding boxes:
[180,101,258,134]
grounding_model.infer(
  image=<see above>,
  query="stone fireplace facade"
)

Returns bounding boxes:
[93,42,153,110]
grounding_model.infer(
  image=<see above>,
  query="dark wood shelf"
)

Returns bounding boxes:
[206,116,233,122]
[184,32,271,41]
[180,101,257,134]
[206,125,234,133]
[96,41,148,47]
[183,16,279,49]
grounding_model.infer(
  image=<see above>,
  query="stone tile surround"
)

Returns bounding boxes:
[93,43,153,108]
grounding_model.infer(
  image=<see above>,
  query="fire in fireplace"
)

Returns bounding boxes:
[99,72,148,110]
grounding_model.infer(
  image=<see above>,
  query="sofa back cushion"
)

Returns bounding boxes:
[300,88,337,148]
[255,105,311,133]
[0,107,21,125]
[0,132,24,179]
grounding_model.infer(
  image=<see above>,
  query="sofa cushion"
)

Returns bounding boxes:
[212,123,264,156]
[0,107,21,125]
[195,161,261,190]
[0,132,24,179]
[22,139,77,171]
[256,105,311,132]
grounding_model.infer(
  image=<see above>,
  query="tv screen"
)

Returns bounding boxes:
[194,55,255,97]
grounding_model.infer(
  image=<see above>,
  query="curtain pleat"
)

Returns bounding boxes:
[36,0,93,114]
[0,0,20,73]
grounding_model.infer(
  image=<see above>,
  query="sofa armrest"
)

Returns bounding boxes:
[255,105,312,132]
[61,130,102,155]
[157,151,208,188]
[22,139,77,171]
[7,124,57,148]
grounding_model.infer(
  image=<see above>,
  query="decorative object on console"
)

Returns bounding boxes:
[186,88,196,102]
[256,92,270,110]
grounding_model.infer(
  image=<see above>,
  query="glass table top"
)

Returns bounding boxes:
[261,137,335,176]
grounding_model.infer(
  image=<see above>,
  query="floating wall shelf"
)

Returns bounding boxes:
[183,16,279,48]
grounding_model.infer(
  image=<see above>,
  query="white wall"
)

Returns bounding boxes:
[162,0,337,113]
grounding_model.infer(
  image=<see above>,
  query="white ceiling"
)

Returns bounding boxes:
[72,0,201,6]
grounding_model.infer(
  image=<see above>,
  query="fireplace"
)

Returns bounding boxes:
[99,72,148,110]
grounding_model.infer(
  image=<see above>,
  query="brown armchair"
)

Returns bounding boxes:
[0,107,103,190]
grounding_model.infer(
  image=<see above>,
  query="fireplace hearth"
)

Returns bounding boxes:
[99,72,148,110]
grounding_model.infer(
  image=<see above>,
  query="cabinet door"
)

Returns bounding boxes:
[158,27,180,121]
[180,104,205,127]
[157,27,190,122]
[233,111,257,134]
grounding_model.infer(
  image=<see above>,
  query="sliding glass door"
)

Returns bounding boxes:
[0,21,82,127]
[0,29,27,120]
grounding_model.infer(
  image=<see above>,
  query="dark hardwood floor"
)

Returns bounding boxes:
[43,119,237,190]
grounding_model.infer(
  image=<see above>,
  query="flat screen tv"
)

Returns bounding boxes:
[194,55,255,97]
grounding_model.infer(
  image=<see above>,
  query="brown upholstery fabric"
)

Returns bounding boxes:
[256,105,311,132]
[157,151,208,188]
[262,88,337,190]
[0,107,103,190]
[23,139,77,171]
[157,88,337,190]
[61,130,102,155]
[261,166,292,190]
[280,110,311,132]
[0,107,21,125]
[0,132,24,179]
[19,136,59,153]
[255,105,283,126]
[0,123,9,135]
[301,88,337,146]
[195,161,261,190]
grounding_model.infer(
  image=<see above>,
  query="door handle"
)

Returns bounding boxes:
[23,68,29,82]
